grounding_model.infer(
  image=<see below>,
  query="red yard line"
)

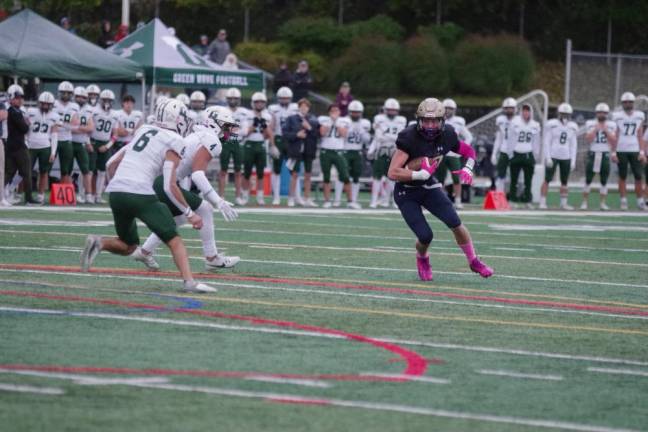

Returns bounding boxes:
[2,263,648,317]
[0,290,428,377]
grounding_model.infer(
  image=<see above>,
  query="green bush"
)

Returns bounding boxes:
[452,35,535,95]
[402,35,450,95]
[278,17,349,57]
[418,22,464,50]
[348,15,404,41]
[234,41,291,72]
[330,36,401,96]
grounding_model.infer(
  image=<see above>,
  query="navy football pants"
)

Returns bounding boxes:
[394,183,462,245]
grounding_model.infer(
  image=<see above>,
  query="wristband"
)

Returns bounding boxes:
[184,208,194,218]
[411,170,429,181]
[464,158,475,171]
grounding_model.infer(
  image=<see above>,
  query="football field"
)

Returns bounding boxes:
[0,201,647,432]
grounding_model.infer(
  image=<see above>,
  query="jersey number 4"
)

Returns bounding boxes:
[132,129,159,152]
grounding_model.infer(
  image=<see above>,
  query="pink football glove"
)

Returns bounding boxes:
[452,167,474,185]
[421,157,440,175]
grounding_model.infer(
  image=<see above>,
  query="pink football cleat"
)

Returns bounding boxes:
[416,254,433,281]
[469,257,494,278]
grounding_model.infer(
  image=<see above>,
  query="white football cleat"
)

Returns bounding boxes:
[85,194,95,204]
[369,202,378,209]
[347,201,361,210]
[287,198,295,207]
[205,254,240,271]
[36,193,45,204]
[332,200,341,208]
[638,201,646,211]
[538,202,548,210]
[256,195,265,206]
[295,196,306,206]
[560,203,574,210]
[0,198,11,207]
[132,247,160,271]
[600,203,610,211]
[304,198,318,207]
[322,201,332,209]
[80,235,102,272]
[182,280,218,293]
[454,201,464,210]
[95,195,105,204]
[76,193,85,204]
[525,203,535,210]
[234,196,245,206]
[580,202,588,210]
[272,197,280,206]
[620,199,628,210]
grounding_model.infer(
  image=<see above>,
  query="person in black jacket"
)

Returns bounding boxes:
[283,98,319,207]
[4,84,37,205]
[291,61,313,101]
[273,62,293,94]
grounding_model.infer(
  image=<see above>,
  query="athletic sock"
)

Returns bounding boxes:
[352,183,360,203]
[370,179,381,205]
[459,241,477,263]
[196,201,217,257]
[96,171,106,196]
[271,173,280,201]
[540,196,547,207]
[560,196,567,207]
[334,180,343,203]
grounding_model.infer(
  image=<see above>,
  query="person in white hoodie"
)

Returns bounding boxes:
[490,97,517,193]
[539,103,578,210]
[507,103,541,208]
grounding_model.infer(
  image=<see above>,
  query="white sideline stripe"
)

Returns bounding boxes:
[0,369,169,386]
[244,376,332,388]
[493,247,536,252]
[0,383,64,395]
[2,306,646,368]
[6,243,648,270]
[587,367,648,378]
[3,268,648,322]
[376,338,648,367]
[248,245,294,250]
[360,373,450,385]
[490,223,648,233]
[477,369,563,381]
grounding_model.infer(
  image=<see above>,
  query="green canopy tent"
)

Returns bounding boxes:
[0,9,144,82]
[109,18,264,110]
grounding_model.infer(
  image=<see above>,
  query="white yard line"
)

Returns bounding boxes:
[359,373,450,384]
[2,306,646,368]
[587,367,648,378]
[476,369,564,381]
[0,383,64,395]
[243,376,332,388]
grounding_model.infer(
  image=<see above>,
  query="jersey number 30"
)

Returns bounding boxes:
[132,130,159,152]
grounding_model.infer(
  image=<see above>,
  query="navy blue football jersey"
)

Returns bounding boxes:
[395,124,459,186]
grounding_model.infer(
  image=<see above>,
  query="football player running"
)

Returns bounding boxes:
[115,94,144,152]
[612,92,645,210]
[490,97,517,192]
[70,86,95,203]
[318,104,354,208]
[368,98,407,208]
[440,98,473,209]
[220,88,250,205]
[268,87,298,205]
[188,91,207,124]
[335,100,370,208]
[80,99,217,293]
[136,105,240,272]
[508,103,541,208]
[241,92,276,206]
[27,91,60,204]
[388,98,492,281]
[539,103,578,210]
[54,81,80,185]
[581,103,616,210]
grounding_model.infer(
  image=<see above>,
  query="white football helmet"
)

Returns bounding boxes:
[251,92,267,109]
[58,81,74,93]
[74,86,87,105]
[502,97,517,109]
[86,84,100,105]
[416,98,444,119]
[7,84,24,99]
[99,89,115,110]
[204,105,238,141]
[38,91,55,112]
[557,102,573,115]
[175,93,190,107]
[443,98,457,110]
[276,86,293,100]
[348,100,364,113]
[226,87,241,99]
[595,102,610,113]
[155,99,191,137]
[384,98,400,111]
[621,92,635,102]
[190,91,206,110]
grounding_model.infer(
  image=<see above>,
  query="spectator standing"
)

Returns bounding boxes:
[0,95,7,205]
[114,24,129,43]
[60,17,76,34]
[292,60,313,101]
[4,85,37,205]
[192,35,210,57]
[208,29,231,65]
[273,62,293,94]
[335,82,353,117]
[97,20,114,48]
[222,53,239,70]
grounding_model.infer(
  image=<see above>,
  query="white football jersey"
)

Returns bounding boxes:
[510,117,541,154]
[26,108,59,149]
[495,114,516,155]
[72,104,96,144]
[445,115,473,144]
[227,107,251,144]
[373,114,407,149]
[612,110,645,152]
[245,109,273,142]
[345,117,371,151]
[176,127,221,180]
[188,109,205,125]
[106,125,186,195]
[268,102,298,137]
[319,115,351,151]
[586,119,616,153]
[544,118,578,160]
[116,109,144,144]
[91,108,119,142]
[54,100,79,142]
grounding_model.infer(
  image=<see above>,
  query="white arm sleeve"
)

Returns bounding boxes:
[50,132,58,155]
[570,134,578,163]
[461,126,473,145]
[542,128,551,162]
[492,130,502,155]
[191,170,221,206]
[162,160,190,216]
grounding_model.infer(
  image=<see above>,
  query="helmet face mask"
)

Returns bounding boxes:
[253,100,266,111]
[444,107,455,118]
[278,97,291,107]
[101,99,112,111]
[204,106,237,141]
[622,101,634,112]
[190,91,206,111]
[60,91,72,102]
[39,102,53,112]
[38,92,55,113]
[350,110,362,121]
[190,100,205,111]
[416,98,445,140]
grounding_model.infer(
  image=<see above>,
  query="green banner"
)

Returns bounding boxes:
[154,67,263,89]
